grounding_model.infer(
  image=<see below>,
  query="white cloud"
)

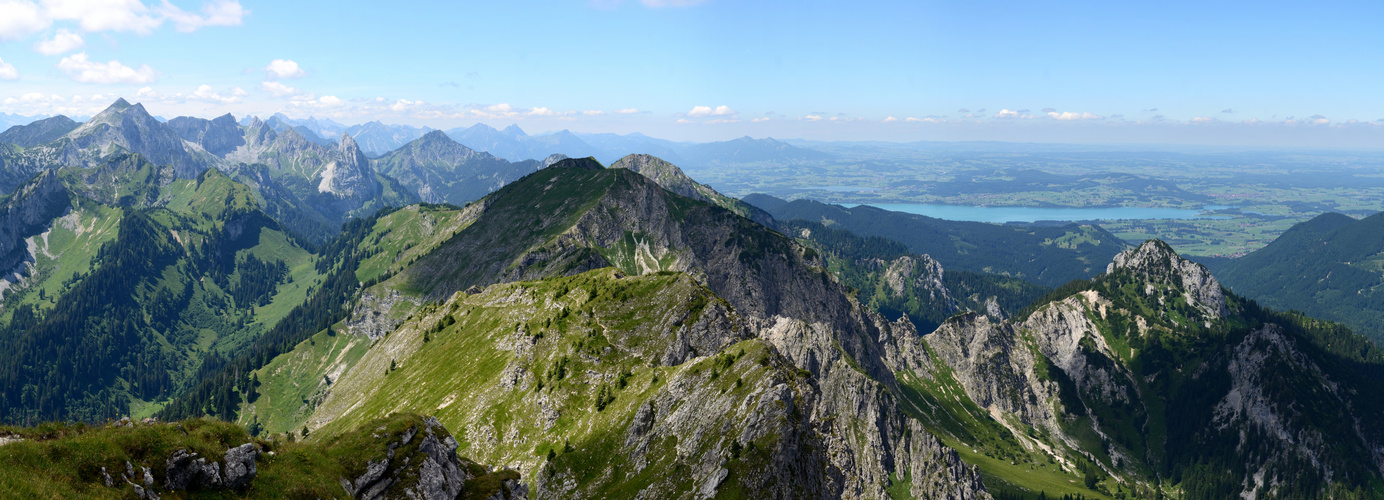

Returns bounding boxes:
[188,83,242,103]
[688,105,734,117]
[389,99,421,112]
[614,108,640,114]
[259,80,314,100]
[0,58,17,80]
[582,110,604,116]
[0,0,49,41]
[881,116,897,122]
[993,109,1019,119]
[44,0,162,34]
[803,114,822,121]
[1047,111,1102,121]
[263,58,305,79]
[136,86,157,97]
[528,107,554,116]
[675,118,693,124]
[33,28,83,54]
[1190,116,1215,123]
[159,0,245,32]
[315,95,341,107]
[57,52,157,83]
[752,117,771,122]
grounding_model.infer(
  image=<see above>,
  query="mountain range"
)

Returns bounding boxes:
[0,99,1379,499]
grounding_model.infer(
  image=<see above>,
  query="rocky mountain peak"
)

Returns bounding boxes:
[549,157,604,170]
[317,132,380,198]
[1108,239,1228,318]
[419,129,450,143]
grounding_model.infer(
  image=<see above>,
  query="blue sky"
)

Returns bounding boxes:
[0,0,1380,146]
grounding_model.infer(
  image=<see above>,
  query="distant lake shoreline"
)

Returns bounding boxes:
[855,203,1232,223]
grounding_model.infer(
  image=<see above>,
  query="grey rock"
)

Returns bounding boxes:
[165,449,223,491]
[222,442,259,490]
[1107,239,1228,319]
[350,458,390,497]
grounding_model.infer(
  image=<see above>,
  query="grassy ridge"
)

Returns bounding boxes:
[0,413,519,499]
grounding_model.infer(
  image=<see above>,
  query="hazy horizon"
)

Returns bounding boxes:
[0,1,1380,148]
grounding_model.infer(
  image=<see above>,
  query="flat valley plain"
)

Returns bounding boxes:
[690,146,1384,258]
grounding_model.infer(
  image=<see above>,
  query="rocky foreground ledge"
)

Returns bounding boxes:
[0,413,526,499]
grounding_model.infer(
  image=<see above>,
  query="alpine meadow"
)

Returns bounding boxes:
[0,1,1382,499]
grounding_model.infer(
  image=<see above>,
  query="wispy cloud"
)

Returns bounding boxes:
[1047,111,1102,121]
[614,108,641,114]
[33,28,83,55]
[687,105,734,117]
[159,0,247,33]
[188,83,245,104]
[57,52,157,84]
[0,58,17,80]
[1221,108,1235,114]
[260,80,312,99]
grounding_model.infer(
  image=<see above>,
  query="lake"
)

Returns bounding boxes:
[857,203,1231,223]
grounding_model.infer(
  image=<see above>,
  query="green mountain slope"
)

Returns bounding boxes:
[0,156,323,424]
[200,158,997,498]
[1210,211,1384,343]
[744,194,1129,287]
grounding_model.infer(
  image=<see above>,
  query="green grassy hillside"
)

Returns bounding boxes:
[1211,211,1384,343]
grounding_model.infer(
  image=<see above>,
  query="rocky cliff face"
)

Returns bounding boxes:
[167,113,246,157]
[925,239,1384,497]
[0,170,71,296]
[313,267,988,499]
[1107,239,1228,319]
[318,134,383,200]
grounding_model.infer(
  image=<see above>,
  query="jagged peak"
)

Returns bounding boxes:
[501,124,526,137]
[1107,239,1228,318]
[339,132,359,149]
[110,97,131,109]
[549,157,604,170]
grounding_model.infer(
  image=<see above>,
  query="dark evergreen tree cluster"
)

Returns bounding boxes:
[0,211,178,424]
[159,209,398,422]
